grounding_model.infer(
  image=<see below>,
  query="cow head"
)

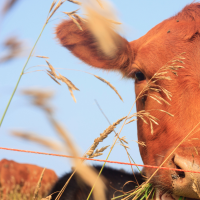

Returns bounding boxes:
[56,3,200,200]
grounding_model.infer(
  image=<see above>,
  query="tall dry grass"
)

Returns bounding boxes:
[12,51,185,200]
[1,0,197,200]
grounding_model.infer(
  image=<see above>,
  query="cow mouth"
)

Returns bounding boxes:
[155,189,185,200]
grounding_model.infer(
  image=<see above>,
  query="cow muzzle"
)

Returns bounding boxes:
[172,154,200,199]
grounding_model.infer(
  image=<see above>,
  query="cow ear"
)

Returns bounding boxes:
[174,3,200,40]
[56,20,133,76]
[173,21,200,40]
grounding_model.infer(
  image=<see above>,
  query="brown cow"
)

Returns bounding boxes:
[0,159,58,197]
[51,2,200,200]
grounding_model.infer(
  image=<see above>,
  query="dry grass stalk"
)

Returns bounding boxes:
[48,0,57,14]
[22,89,54,100]
[96,0,103,8]
[125,55,184,138]
[22,89,54,113]
[140,54,185,106]
[89,152,103,158]
[26,64,122,103]
[105,56,185,197]
[47,72,61,85]
[59,73,79,102]
[191,173,200,198]
[42,191,59,200]
[94,99,140,180]
[47,0,66,22]
[126,108,174,134]
[46,60,57,77]
[94,75,123,101]
[41,195,51,200]
[145,187,155,200]
[121,182,147,200]
[147,94,170,105]
[139,118,200,200]
[126,110,159,134]
[21,90,106,200]
[190,138,200,141]
[35,55,49,59]
[63,11,83,30]
[48,118,106,200]
[120,143,129,149]
[32,168,46,200]
[95,145,109,153]
[133,140,146,147]
[11,131,64,151]
[89,145,110,158]
[127,109,174,129]
[84,0,122,57]
[120,136,128,144]
[194,147,198,155]
[2,0,19,15]
[45,60,79,102]
[86,116,126,158]
[63,9,79,15]
[192,179,200,198]
[107,18,122,25]
[0,36,27,63]
[0,185,44,200]
[73,13,87,22]
[156,109,174,117]
[59,73,79,90]
[67,0,81,5]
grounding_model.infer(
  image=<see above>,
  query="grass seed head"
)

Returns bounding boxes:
[11,131,64,151]
[47,0,65,22]
[67,0,81,5]
[47,71,61,85]
[48,0,57,14]
[94,75,123,101]
[0,36,27,63]
[95,145,110,153]
[36,55,49,59]
[32,168,46,200]
[2,0,19,15]
[86,117,126,157]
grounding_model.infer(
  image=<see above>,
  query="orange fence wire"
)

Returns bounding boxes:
[1,146,200,174]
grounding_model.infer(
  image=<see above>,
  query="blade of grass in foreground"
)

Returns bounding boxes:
[0,0,63,128]
[0,22,47,128]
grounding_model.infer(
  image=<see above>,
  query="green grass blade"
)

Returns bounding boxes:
[0,21,47,128]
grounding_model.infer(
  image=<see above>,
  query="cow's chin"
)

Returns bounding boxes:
[155,189,199,200]
[155,190,180,200]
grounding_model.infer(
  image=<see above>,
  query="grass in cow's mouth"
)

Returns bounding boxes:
[110,182,155,200]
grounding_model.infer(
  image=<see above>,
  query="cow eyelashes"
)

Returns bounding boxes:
[135,71,146,81]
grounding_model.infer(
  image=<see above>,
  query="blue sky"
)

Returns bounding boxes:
[0,0,194,177]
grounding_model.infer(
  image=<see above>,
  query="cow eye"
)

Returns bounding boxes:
[135,71,146,81]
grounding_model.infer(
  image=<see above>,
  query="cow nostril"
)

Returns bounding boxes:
[175,164,185,179]
[172,157,185,179]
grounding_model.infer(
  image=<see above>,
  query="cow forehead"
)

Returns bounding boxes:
[130,20,200,80]
[131,22,181,63]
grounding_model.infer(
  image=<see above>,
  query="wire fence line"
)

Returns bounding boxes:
[1,146,200,174]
